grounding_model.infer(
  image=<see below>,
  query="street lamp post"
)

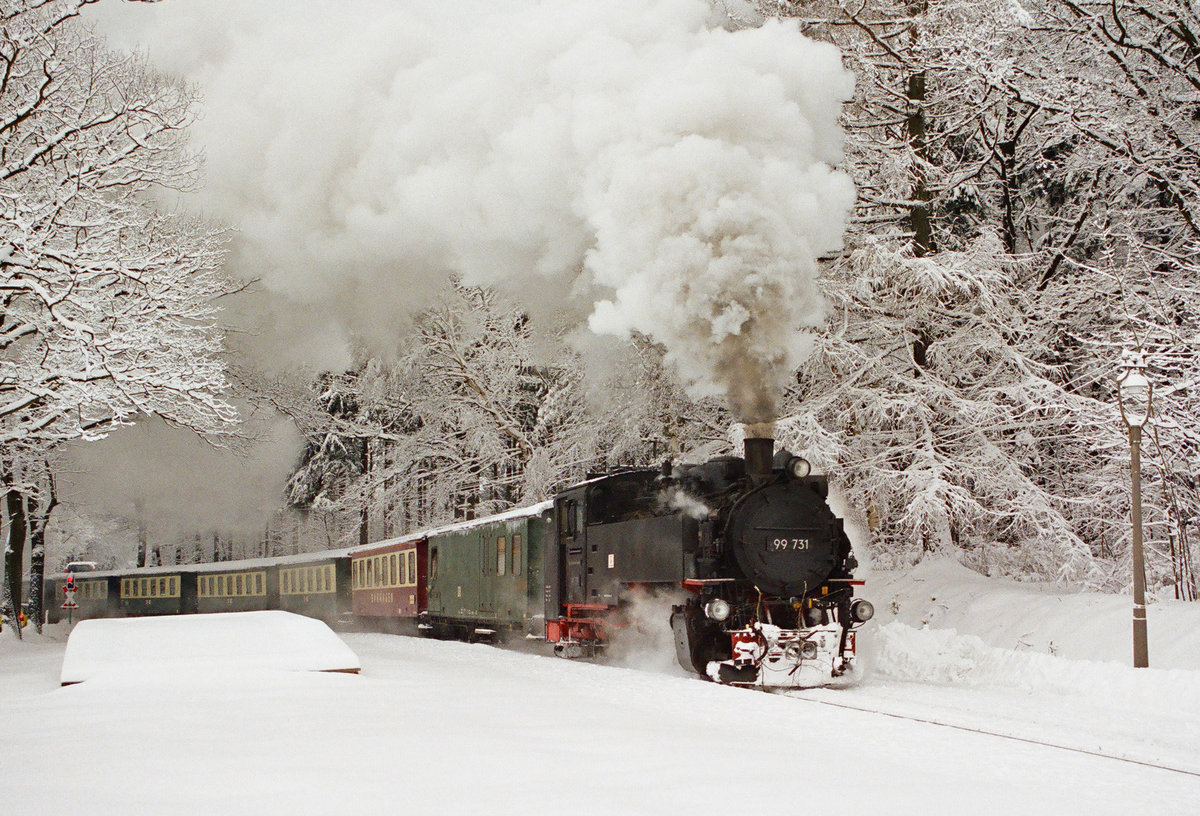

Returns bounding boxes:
[1117,349,1151,669]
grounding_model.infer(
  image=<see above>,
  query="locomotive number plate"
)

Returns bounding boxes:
[768,537,811,551]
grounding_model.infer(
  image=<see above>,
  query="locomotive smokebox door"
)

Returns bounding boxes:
[727,480,841,597]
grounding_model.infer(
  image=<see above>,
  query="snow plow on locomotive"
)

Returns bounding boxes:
[544,435,872,688]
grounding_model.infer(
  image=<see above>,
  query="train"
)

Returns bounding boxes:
[45,436,872,688]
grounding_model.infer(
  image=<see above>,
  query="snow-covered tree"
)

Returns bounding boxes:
[1,1,240,625]
[745,0,1200,592]
[282,282,734,544]
[1,1,237,451]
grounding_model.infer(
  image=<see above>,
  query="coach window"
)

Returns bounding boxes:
[430,548,438,581]
[497,537,506,576]
[513,535,522,575]
[391,554,398,586]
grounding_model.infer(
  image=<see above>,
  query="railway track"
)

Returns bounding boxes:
[783,688,1200,779]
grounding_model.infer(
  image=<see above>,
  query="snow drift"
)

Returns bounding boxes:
[59,611,360,685]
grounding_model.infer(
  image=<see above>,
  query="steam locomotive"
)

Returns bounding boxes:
[46,436,871,689]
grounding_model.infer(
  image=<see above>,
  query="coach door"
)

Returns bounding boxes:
[557,493,587,606]
[478,530,495,616]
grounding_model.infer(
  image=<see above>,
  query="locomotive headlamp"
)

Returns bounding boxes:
[786,456,812,480]
[704,599,731,621]
[783,642,804,662]
[800,640,819,659]
[850,599,875,623]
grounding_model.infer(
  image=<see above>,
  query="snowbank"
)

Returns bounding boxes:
[59,611,360,685]
[870,621,1200,713]
[866,557,1200,669]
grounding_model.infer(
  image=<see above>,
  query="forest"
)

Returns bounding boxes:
[4,0,1199,633]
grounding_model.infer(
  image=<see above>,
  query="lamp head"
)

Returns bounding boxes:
[1117,349,1152,428]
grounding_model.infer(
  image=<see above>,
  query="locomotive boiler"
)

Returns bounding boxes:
[543,436,872,688]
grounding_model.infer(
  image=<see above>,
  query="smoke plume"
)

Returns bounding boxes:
[92,0,855,422]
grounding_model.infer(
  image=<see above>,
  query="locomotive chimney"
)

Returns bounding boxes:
[743,431,774,484]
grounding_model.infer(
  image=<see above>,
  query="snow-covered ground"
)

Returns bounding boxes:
[3,561,1199,814]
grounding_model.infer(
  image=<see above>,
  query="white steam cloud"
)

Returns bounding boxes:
[93,0,854,422]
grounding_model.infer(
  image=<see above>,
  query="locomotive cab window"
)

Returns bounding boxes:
[587,474,659,524]
[560,500,577,537]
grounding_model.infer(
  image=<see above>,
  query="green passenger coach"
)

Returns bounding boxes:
[422,502,550,640]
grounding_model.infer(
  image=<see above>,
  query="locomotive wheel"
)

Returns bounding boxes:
[670,602,727,677]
